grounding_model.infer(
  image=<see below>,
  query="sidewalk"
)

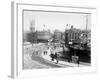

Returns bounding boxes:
[42,53,91,67]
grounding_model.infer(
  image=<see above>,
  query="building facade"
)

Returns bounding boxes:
[53,30,63,42]
[65,26,81,44]
[65,26,91,47]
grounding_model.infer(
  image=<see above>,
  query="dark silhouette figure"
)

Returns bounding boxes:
[44,51,45,55]
[50,53,55,61]
[54,53,59,64]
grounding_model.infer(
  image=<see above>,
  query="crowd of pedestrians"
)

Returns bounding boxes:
[43,45,60,64]
[42,44,80,66]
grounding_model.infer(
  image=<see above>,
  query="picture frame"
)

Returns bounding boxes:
[11,1,97,78]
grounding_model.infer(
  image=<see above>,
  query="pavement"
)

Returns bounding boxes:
[23,43,91,69]
[23,44,70,69]
[42,53,91,67]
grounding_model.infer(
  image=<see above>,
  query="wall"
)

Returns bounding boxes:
[0,0,100,80]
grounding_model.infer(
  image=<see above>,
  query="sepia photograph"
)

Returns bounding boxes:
[23,10,91,69]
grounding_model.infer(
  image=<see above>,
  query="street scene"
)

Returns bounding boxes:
[23,10,91,69]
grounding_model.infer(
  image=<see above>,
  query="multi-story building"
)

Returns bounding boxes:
[65,26,81,45]
[65,25,91,46]
[53,30,62,42]
[24,29,52,43]
[80,30,91,47]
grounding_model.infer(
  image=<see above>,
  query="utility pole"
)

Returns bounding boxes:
[86,15,88,33]
[86,15,88,38]
[85,15,88,48]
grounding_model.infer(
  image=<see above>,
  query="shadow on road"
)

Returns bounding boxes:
[31,54,62,68]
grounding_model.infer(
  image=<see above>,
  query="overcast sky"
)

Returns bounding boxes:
[23,10,91,32]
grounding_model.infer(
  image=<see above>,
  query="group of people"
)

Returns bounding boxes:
[43,50,47,55]
[43,45,80,66]
[49,52,60,64]
[43,46,60,64]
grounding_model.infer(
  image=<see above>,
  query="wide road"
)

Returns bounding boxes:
[23,43,73,69]
[23,53,63,69]
[23,43,64,69]
[31,54,62,68]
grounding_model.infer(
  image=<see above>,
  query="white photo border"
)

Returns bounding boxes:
[11,2,97,78]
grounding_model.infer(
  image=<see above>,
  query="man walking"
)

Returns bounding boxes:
[54,52,59,64]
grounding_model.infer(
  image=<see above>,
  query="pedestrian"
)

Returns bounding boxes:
[54,52,59,64]
[45,50,47,55]
[50,53,54,61]
[44,51,45,55]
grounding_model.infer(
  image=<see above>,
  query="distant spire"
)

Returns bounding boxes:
[43,24,46,31]
[43,24,45,27]
[30,19,35,32]
[71,25,74,29]
[66,24,68,27]
[86,15,88,31]
[65,24,69,30]
[30,19,35,27]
